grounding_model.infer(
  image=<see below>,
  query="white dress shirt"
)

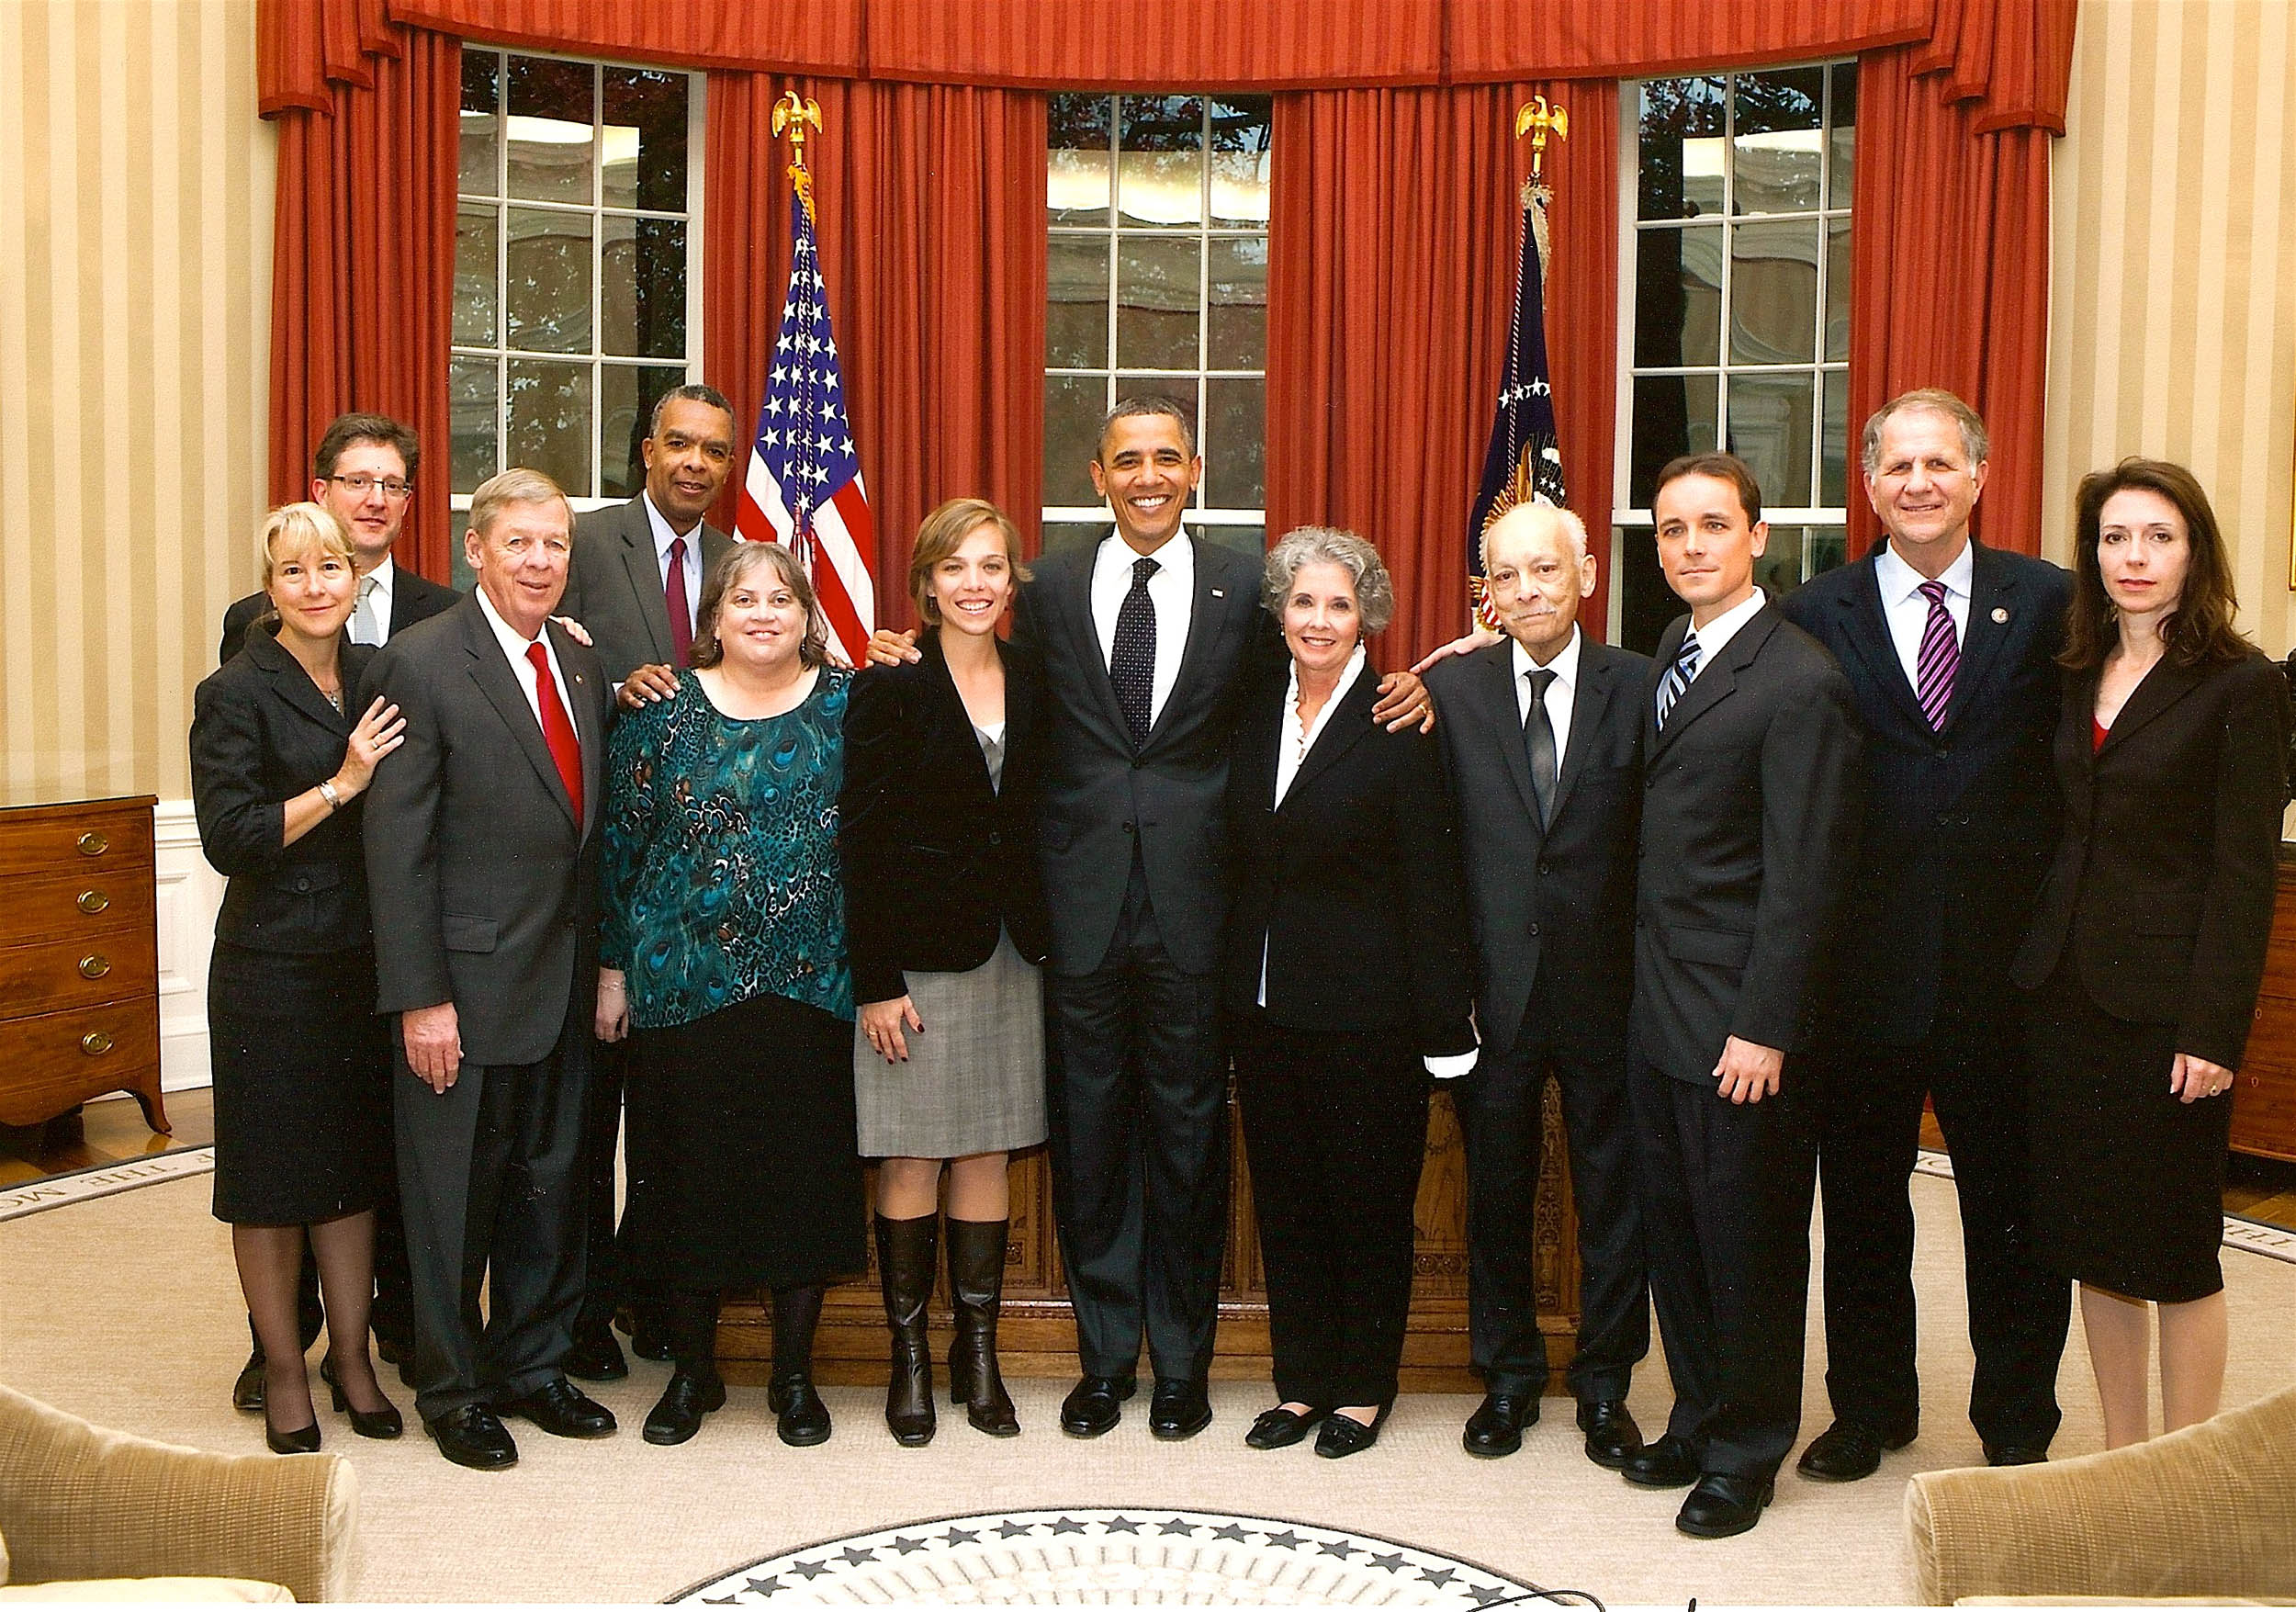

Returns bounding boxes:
[352,555,397,647]
[475,584,574,734]
[1090,528,1195,731]
[1874,538,1973,689]
[642,490,704,638]
[1512,625,1582,772]
[1679,587,1771,683]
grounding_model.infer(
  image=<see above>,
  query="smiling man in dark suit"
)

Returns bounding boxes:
[1781,389,2073,1480]
[1424,502,1650,1470]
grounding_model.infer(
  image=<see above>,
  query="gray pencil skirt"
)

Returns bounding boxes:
[854,927,1048,1158]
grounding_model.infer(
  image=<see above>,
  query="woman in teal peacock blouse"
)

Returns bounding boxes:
[596,540,866,1451]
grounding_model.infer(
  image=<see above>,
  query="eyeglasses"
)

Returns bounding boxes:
[327,474,414,500]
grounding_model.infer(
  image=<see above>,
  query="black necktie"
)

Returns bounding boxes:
[1524,668,1558,829]
[1111,556,1159,748]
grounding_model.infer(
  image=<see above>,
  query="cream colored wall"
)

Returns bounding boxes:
[0,0,273,806]
[2046,0,2296,656]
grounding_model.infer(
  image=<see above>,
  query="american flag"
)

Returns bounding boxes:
[1466,186,1567,630]
[734,186,874,663]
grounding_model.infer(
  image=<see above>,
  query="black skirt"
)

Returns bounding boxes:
[208,941,392,1225]
[622,990,868,1291]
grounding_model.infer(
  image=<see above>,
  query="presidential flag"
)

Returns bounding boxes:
[1466,188,1567,630]
[734,185,874,664]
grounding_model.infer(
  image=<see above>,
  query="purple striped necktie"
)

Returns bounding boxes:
[1916,579,1958,730]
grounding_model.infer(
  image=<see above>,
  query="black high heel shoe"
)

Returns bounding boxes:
[264,1413,321,1454]
[323,1355,405,1439]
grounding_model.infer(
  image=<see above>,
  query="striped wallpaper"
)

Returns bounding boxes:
[0,0,274,806]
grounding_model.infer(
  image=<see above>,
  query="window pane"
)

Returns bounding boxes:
[1049,94,1114,226]
[1635,224,1721,367]
[602,216,685,358]
[454,203,498,346]
[459,51,499,197]
[1193,524,1263,560]
[1819,369,1849,506]
[1209,97,1272,227]
[1119,95,1205,229]
[1628,372,1717,509]
[1825,216,1851,361]
[1116,234,1201,370]
[602,68,687,213]
[1047,235,1109,368]
[600,365,687,498]
[1829,62,1857,209]
[1043,375,1107,506]
[1207,237,1266,369]
[507,56,594,206]
[1755,524,1809,597]
[1041,521,1108,558]
[449,355,499,495]
[1729,219,1820,364]
[1205,378,1264,508]
[1638,76,1726,220]
[1726,371,1816,508]
[1731,67,1823,215]
[1806,525,1848,581]
[506,207,592,355]
[506,357,591,496]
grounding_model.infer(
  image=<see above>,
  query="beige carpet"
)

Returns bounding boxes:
[4,1159,2293,1606]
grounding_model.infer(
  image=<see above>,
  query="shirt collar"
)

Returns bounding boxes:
[1096,526,1194,589]
[1874,537,1974,604]
[1510,624,1581,690]
[1686,587,1769,662]
[474,582,543,654]
[641,490,703,560]
[363,554,395,592]
[1284,642,1369,720]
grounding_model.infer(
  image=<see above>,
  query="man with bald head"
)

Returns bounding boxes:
[1424,502,1651,1469]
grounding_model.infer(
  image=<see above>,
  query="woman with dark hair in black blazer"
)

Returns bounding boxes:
[841,497,1051,1446]
[191,502,407,1453]
[1222,526,1477,1460]
[2014,457,2290,1449]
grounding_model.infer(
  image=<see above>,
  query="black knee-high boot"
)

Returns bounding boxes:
[767,1283,831,1447]
[946,1219,1019,1437]
[876,1213,939,1446]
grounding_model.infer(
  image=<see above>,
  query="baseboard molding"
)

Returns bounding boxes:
[154,798,220,1093]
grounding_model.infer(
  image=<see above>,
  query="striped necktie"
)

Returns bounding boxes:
[1915,580,1959,730]
[1655,632,1702,729]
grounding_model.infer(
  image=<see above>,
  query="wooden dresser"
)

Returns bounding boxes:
[2231,847,2296,1162]
[0,795,167,1133]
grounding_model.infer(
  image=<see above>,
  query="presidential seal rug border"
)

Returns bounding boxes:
[0,1144,214,1223]
[668,1508,1561,1607]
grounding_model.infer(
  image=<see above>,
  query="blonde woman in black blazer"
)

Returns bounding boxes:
[192,502,406,1454]
[2013,458,2290,1449]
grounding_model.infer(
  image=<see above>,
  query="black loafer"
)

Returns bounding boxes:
[1622,1431,1703,1488]
[1577,1399,1643,1469]
[1313,1403,1390,1460]
[1985,1442,2048,1467]
[1059,1373,1138,1437]
[500,1375,617,1438]
[643,1370,726,1446]
[1795,1418,1916,1482]
[1244,1404,1326,1450]
[1462,1392,1539,1458]
[769,1370,832,1447]
[427,1403,518,1471]
[1149,1377,1213,1441]
[231,1347,266,1414]
[565,1329,629,1383]
[1676,1471,1774,1538]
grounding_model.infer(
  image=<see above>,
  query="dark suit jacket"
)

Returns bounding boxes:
[2011,650,2290,1070]
[1781,540,2072,1044]
[1009,535,1277,977]
[191,628,377,953]
[560,495,735,685]
[359,593,613,1066]
[1220,660,1476,1054]
[218,564,456,670]
[1427,634,1649,1057]
[1633,603,1862,1085]
[840,629,1052,1006]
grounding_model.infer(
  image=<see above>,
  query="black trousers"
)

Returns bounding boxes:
[1232,1015,1428,1408]
[393,1016,589,1424]
[1630,1054,1817,1482]
[572,1035,629,1340]
[1043,869,1228,1383]
[1812,1024,2068,1446]
[1452,1028,1648,1401]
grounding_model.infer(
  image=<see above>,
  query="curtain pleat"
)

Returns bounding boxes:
[383,0,864,75]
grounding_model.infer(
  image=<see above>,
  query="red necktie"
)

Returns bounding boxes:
[525,641,584,824]
[666,536,692,669]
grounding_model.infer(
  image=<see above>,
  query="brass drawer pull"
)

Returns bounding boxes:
[80,1031,114,1056]
[76,887,110,914]
[78,953,111,980]
[75,830,109,857]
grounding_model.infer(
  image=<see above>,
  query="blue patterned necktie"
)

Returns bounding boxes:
[1655,632,1702,730]
[1110,556,1159,748]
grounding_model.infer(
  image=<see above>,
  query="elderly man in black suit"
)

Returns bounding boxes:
[1424,502,1650,1468]
[361,468,619,1471]
[1781,390,2073,1479]
[1623,453,1859,1538]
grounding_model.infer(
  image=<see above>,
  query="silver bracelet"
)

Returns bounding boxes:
[316,779,343,811]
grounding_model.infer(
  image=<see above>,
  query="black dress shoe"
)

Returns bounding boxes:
[1622,1431,1703,1488]
[769,1370,832,1447]
[1985,1442,2048,1467]
[1313,1403,1391,1460]
[1244,1404,1326,1450]
[500,1375,618,1438]
[264,1414,321,1455]
[324,1366,404,1440]
[1149,1378,1213,1441]
[232,1347,266,1414]
[564,1329,630,1383]
[1795,1418,1916,1482]
[643,1370,726,1446]
[1059,1373,1138,1437]
[1676,1471,1774,1539]
[427,1403,518,1471]
[1577,1399,1644,1469]
[1462,1392,1539,1458]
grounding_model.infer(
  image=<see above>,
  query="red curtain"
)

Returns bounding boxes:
[265,24,458,581]
[384,0,863,77]
[703,75,1047,630]
[1446,0,1931,82]
[1267,83,1619,669]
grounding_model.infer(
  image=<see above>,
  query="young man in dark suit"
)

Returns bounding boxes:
[1625,453,1860,1538]
[1424,502,1650,1469]
[1781,390,2073,1479]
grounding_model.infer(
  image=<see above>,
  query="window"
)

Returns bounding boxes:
[451,51,704,521]
[1043,93,1271,558]
[1611,64,1855,652]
